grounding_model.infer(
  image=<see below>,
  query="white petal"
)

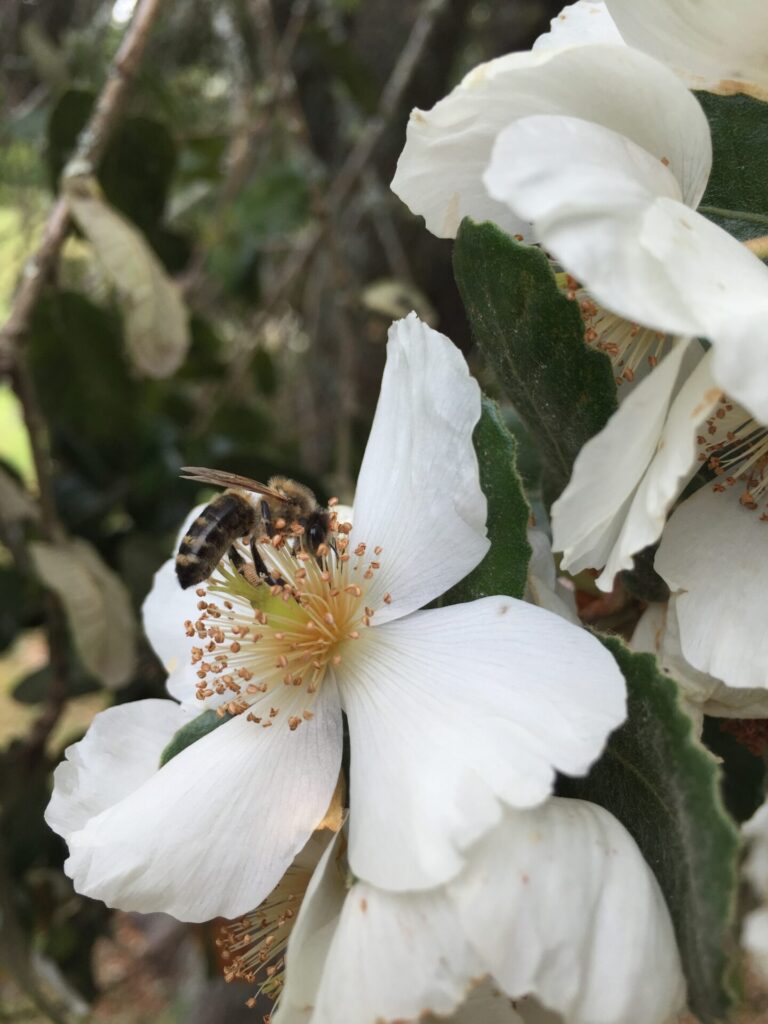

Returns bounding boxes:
[64,683,343,921]
[349,314,488,624]
[45,699,189,842]
[606,0,768,96]
[276,829,348,1023]
[534,2,623,50]
[142,559,202,705]
[452,798,686,1024]
[486,116,708,330]
[553,339,716,587]
[552,339,696,578]
[340,597,625,890]
[744,803,768,892]
[486,114,768,423]
[636,204,768,424]
[595,349,721,588]
[743,909,768,984]
[392,44,711,239]
[743,803,768,982]
[632,600,768,719]
[525,528,579,624]
[142,504,208,705]
[656,485,768,690]
[309,878,483,1024]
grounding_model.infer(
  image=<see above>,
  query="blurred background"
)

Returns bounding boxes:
[0,0,564,1020]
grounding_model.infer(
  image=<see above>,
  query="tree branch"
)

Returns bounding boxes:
[0,0,166,373]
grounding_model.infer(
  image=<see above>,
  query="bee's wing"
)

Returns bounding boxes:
[180,467,283,499]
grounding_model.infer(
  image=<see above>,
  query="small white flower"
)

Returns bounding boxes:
[46,313,625,922]
[274,799,685,1024]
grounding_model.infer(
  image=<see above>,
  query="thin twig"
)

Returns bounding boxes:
[0,0,166,373]
[196,0,446,430]
[264,0,448,307]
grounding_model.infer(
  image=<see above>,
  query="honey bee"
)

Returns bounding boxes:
[175,467,330,589]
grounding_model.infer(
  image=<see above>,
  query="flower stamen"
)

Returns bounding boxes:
[562,275,672,385]
[183,515,385,725]
[697,397,768,514]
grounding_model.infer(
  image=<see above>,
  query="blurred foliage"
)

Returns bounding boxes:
[0,0,565,1017]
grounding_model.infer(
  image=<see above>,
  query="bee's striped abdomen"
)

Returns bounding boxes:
[175,491,258,589]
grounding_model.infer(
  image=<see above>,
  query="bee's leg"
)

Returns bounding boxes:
[229,544,260,588]
[296,516,309,550]
[229,545,245,573]
[249,537,275,583]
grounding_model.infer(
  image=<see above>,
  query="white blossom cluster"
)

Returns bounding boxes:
[45,1,768,1020]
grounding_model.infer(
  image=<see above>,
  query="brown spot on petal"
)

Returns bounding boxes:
[692,389,722,419]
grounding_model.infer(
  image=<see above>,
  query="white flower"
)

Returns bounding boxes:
[631,600,768,727]
[483,91,768,426]
[393,14,768,422]
[46,313,625,922]
[536,1,768,98]
[552,333,768,690]
[391,42,709,245]
[274,799,685,1024]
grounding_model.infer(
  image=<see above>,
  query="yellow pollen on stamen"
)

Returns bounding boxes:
[184,521,385,725]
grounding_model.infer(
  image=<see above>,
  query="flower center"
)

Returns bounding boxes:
[182,510,389,728]
[562,275,671,385]
[697,397,768,515]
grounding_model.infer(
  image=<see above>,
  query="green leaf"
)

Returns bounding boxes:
[29,538,137,690]
[12,665,98,705]
[697,91,768,241]
[65,176,190,378]
[442,397,531,605]
[48,90,177,238]
[453,219,616,499]
[560,638,738,1023]
[29,292,138,446]
[159,709,231,767]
